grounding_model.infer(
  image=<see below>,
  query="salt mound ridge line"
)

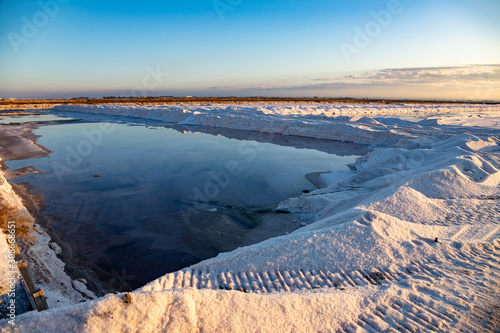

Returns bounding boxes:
[3,104,500,331]
[52,102,500,119]
[54,103,414,146]
[52,103,500,146]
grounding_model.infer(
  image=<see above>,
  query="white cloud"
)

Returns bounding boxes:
[356,65,500,85]
[273,64,500,99]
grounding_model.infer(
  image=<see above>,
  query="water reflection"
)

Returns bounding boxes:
[7,120,368,293]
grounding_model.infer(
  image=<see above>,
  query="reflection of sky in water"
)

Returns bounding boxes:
[7,122,362,292]
[0,114,75,124]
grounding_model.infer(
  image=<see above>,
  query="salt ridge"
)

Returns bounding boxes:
[2,103,500,332]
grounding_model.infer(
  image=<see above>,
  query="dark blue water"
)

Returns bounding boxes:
[7,120,366,292]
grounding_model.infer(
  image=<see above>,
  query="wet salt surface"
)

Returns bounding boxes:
[0,114,76,124]
[7,119,368,293]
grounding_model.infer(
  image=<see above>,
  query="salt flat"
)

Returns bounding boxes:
[1,102,499,332]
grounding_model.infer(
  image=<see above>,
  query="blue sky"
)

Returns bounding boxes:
[0,0,499,99]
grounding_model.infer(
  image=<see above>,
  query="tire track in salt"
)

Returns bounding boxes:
[140,240,500,332]
[347,244,500,332]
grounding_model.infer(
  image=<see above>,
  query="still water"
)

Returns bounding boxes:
[7,120,367,292]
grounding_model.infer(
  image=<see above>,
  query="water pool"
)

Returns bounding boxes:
[7,120,368,292]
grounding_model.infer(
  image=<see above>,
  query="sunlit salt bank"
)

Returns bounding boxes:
[6,119,368,293]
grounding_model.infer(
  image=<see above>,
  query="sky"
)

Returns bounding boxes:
[0,0,499,100]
